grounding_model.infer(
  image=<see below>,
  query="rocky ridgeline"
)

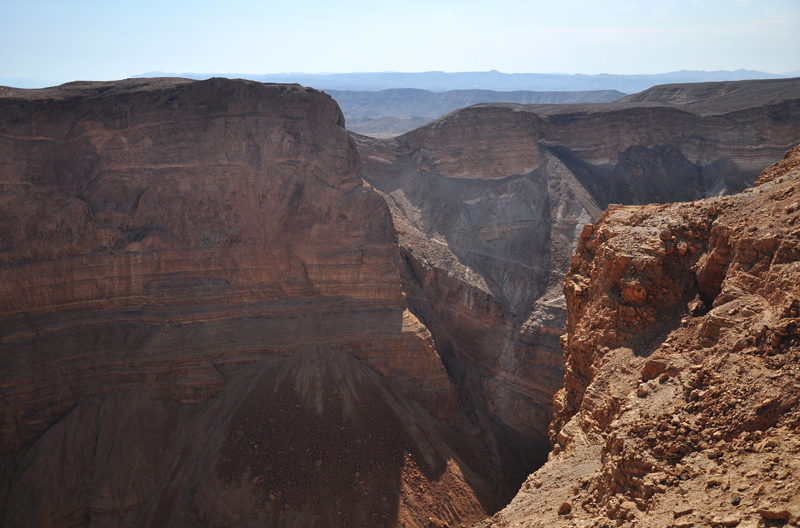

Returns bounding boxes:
[356,78,800,510]
[489,146,800,528]
[1,76,800,528]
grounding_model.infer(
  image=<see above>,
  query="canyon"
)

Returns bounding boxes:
[489,143,800,528]
[355,77,800,507]
[0,76,799,527]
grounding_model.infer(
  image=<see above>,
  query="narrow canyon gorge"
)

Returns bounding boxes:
[0,76,799,527]
[489,144,800,528]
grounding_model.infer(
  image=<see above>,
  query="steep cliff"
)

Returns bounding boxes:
[489,146,800,528]
[3,76,800,528]
[356,78,800,510]
[0,78,491,527]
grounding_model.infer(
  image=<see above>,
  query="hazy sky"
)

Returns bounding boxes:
[2,0,799,85]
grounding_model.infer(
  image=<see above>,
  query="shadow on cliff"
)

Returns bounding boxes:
[543,144,758,210]
[625,274,713,359]
[204,347,463,528]
[0,345,494,528]
[364,154,552,322]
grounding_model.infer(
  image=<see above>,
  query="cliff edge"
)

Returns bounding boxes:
[489,146,800,528]
[356,78,800,509]
[0,78,491,528]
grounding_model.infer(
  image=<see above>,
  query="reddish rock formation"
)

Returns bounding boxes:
[356,79,800,507]
[3,76,800,528]
[406,78,800,179]
[488,146,800,528]
[0,78,490,527]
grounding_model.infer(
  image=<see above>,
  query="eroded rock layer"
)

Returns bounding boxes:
[355,79,800,505]
[489,146,800,528]
[0,78,490,527]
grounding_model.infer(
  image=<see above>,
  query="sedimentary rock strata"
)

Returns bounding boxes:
[2,75,800,528]
[356,79,800,503]
[489,146,800,528]
[0,78,489,527]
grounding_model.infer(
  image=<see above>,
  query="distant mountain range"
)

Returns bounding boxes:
[130,69,793,138]
[327,88,625,119]
[6,70,794,139]
[0,77,55,89]
[3,69,794,93]
[132,69,790,93]
[330,88,626,137]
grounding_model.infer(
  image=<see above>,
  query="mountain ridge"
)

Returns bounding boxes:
[130,69,787,93]
[329,87,626,137]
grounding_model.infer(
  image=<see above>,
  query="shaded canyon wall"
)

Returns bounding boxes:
[0,78,492,528]
[355,78,800,503]
[489,145,800,528]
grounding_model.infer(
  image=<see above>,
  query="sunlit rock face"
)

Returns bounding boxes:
[2,75,799,528]
[490,145,800,528]
[354,77,800,498]
[0,78,496,528]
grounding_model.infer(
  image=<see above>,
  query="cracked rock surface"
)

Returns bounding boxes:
[488,146,800,528]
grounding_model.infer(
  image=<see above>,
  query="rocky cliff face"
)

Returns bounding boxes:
[488,146,800,528]
[356,78,800,513]
[3,76,800,528]
[0,78,492,527]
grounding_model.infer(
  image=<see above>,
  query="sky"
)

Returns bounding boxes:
[2,0,799,86]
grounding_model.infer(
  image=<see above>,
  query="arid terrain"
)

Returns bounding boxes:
[0,78,496,527]
[0,76,799,527]
[355,78,800,523]
[488,144,800,528]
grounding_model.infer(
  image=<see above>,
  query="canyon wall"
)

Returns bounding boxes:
[0,78,491,527]
[2,76,799,528]
[356,78,800,505]
[489,146,800,528]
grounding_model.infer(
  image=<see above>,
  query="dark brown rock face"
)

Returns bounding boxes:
[0,78,491,527]
[490,146,800,528]
[3,76,800,528]
[355,78,800,507]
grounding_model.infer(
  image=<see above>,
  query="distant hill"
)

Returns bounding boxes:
[134,69,786,93]
[326,88,625,119]
[0,77,56,89]
[345,116,432,138]
[332,88,626,137]
[617,76,800,114]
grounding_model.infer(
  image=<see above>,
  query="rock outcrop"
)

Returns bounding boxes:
[3,75,800,528]
[355,77,800,511]
[0,78,491,527]
[488,146,800,528]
